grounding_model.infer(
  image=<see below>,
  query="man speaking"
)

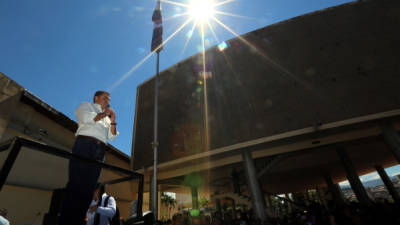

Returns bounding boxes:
[59,90,118,225]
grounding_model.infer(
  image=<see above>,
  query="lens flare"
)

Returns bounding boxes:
[188,0,215,24]
[218,41,228,51]
[110,0,247,90]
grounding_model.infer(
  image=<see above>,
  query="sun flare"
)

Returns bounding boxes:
[188,0,215,24]
[109,0,246,90]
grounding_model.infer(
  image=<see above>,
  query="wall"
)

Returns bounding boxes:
[132,0,400,170]
[0,73,138,222]
[0,185,52,225]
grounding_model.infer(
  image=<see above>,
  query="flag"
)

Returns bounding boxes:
[151,0,163,52]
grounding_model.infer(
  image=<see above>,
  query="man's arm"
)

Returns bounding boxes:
[76,103,107,124]
[93,112,107,122]
[107,108,117,136]
[105,108,118,140]
[97,196,116,218]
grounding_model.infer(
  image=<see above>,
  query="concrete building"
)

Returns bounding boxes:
[131,0,400,220]
[0,72,140,224]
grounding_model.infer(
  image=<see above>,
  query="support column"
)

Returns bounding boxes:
[242,150,267,222]
[336,146,372,206]
[375,165,400,203]
[382,125,400,163]
[191,186,199,210]
[149,175,154,212]
[149,178,162,219]
[324,173,345,206]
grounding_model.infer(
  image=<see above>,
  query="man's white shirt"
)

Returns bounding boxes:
[75,102,118,143]
[86,193,116,225]
[0,216,9,225]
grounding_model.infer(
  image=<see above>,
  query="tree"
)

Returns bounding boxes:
[161,192,177,220]
[199,196,210,208]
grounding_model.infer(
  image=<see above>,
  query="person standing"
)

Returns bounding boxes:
[86,184,117,225]
[59,90,118,225]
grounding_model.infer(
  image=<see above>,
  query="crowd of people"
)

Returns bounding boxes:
[266,201,400,225]
[154,201,400,225]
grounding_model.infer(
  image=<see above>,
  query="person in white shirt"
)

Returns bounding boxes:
[0,208,9,225]
[59,91,119,225]
[86,184,116,225]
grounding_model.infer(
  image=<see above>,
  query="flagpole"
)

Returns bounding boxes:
[151,0,162,221]
[153,50,160,221]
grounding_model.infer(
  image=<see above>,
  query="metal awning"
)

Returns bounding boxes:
[0,137,144,217]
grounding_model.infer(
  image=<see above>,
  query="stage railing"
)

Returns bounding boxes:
[0,136,144,220]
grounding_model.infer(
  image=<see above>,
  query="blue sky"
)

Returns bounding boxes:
[3,0,400,185]
[340,165,400,186]
[0,0,355,155]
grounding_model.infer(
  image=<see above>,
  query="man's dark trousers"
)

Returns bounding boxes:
[58,137,105,225]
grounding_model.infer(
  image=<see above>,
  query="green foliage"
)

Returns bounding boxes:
[161,192,177,220]
[199,196,209,208]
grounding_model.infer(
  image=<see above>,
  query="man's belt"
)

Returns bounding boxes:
[77,135,107,148]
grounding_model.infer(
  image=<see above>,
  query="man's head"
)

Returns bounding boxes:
[93,183,107,200]
[93,183,102,200]
[0,208,7,217]
[93,91,110,109]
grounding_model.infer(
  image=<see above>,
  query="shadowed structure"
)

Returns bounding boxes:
[131,0,400,213]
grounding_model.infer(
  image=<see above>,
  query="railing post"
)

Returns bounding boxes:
[0,138,22,191]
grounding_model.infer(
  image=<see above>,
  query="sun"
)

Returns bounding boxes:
[188,0,216,24]
[109,0,245,90]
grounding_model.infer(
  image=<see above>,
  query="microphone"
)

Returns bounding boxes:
[105,104,111,117]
